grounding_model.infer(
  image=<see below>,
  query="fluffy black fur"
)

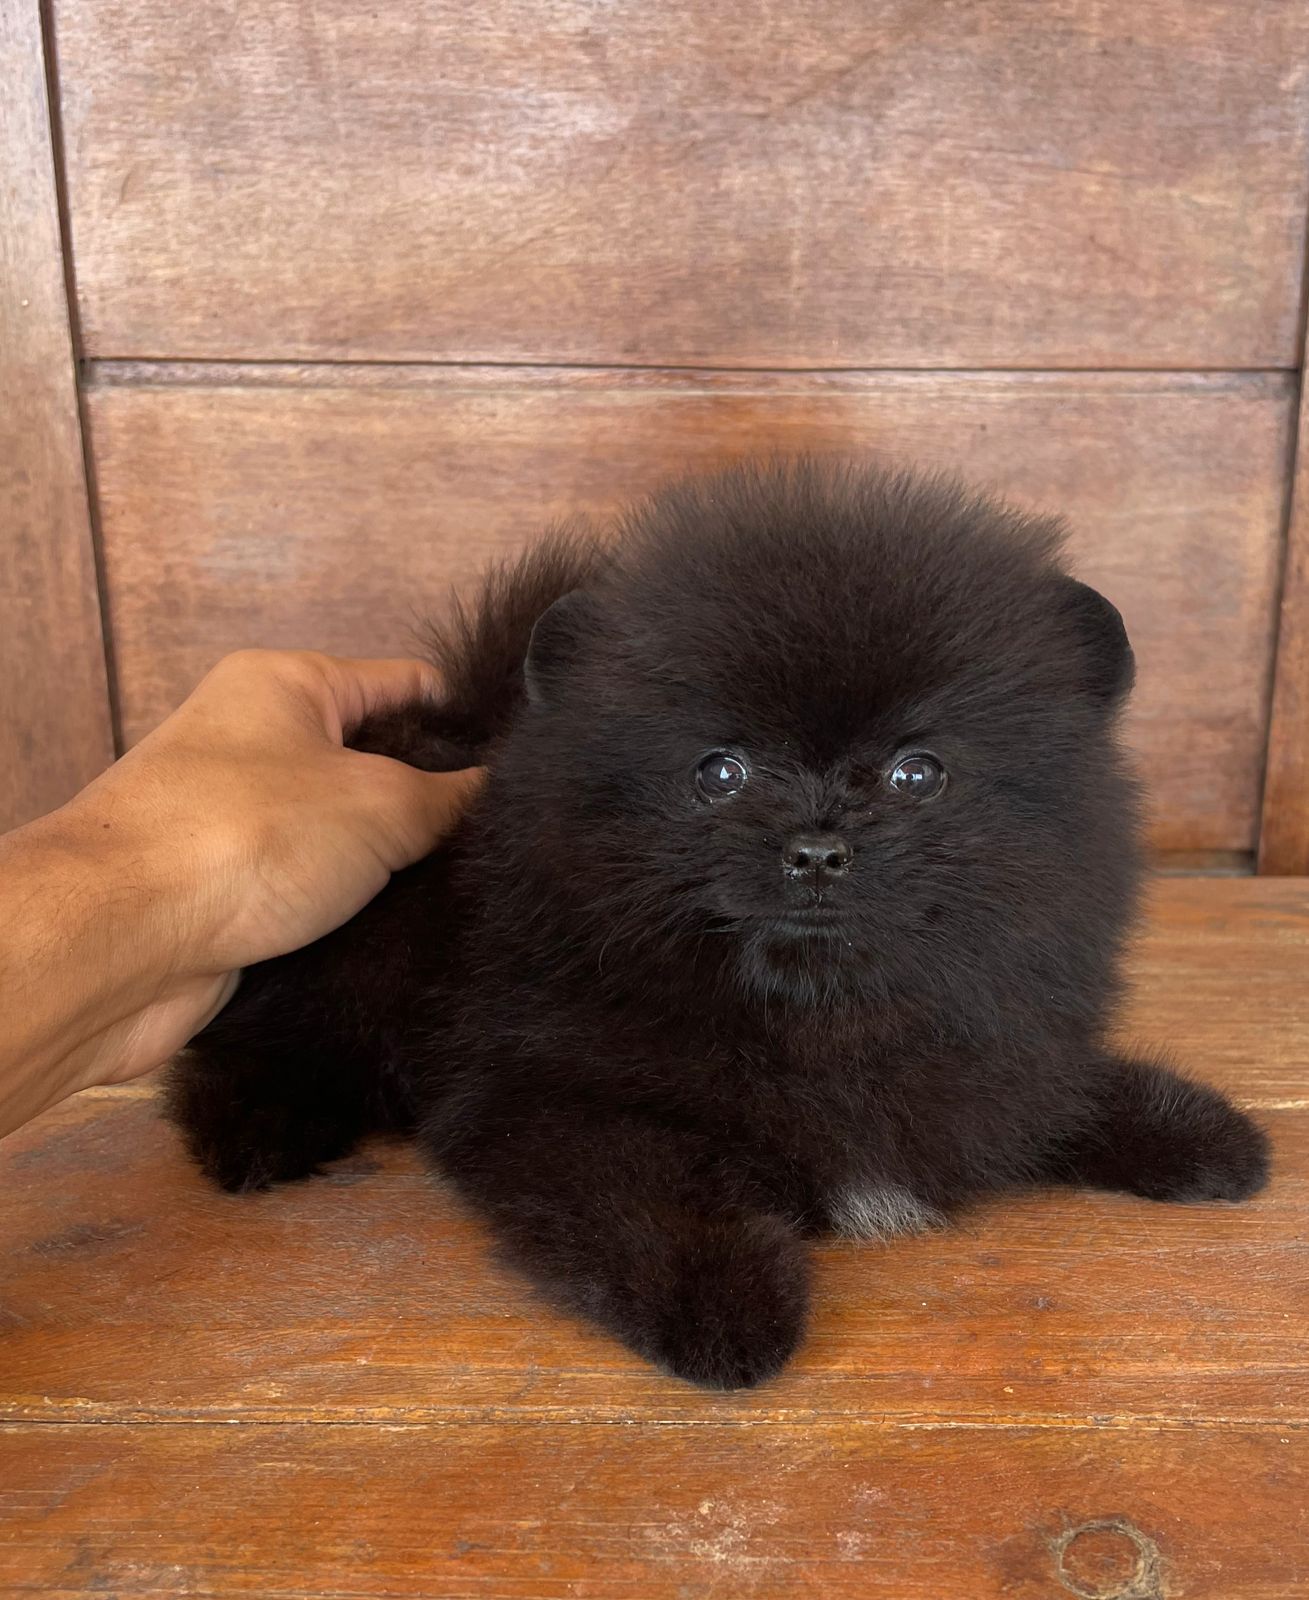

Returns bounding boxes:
[169,460,1269,1389]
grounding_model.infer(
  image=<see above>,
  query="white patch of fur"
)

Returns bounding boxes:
[827,1183,944,1240]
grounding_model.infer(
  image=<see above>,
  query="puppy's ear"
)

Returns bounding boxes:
[524,590,599,706]
[1059,578,1135,704]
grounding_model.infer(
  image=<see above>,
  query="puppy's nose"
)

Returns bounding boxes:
[782,833,853,876]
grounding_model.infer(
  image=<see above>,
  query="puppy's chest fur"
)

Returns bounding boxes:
[645,1016,947,1235]
[457,975,984,1241]
[824,1182,946,1240]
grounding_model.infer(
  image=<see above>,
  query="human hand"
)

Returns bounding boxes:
[83,649,482,972]
[0,650,481,1132]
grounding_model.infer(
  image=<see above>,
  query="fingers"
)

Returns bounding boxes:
[317,655,445,733]
[415,765,487,854]
[370,760,487,866]
[196,650,444,744]
[420,764,487,836]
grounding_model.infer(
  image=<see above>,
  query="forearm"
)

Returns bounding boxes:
[0,803,228,1138]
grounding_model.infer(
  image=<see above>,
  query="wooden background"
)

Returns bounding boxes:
[5,5,1309,1594]
[2,0,1308,865]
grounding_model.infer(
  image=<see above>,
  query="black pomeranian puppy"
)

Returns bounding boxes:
[169,460,1269,1389]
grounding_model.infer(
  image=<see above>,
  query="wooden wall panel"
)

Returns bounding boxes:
[51,0,1309,367]
[0,0,113,831]
[84,367,1292,852]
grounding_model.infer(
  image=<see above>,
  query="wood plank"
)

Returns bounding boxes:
[1,879,1304,1428]
[83,366,1293,852]
[51,0,1309,366]
[1,1420,1304,1598]
[0,0,113,830]
[1259,373,1309,873]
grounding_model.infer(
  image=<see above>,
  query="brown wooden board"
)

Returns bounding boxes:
[0,878,1304,1429]
[0,1420,1303,1598]
[51,0,1309,367]
[84,366,1293,852]
[0,0,113,831]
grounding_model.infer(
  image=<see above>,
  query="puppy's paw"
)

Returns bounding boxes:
[639,1213,809,1390]
[1128,1093,1270,1205]
[166,1060,356,1194]
[194,1118,336,1195]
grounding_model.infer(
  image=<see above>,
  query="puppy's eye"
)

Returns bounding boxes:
[696,752,749,801]
[888,753,947,800]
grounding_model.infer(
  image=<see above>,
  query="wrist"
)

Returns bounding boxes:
[43,772,227,984]
[22,797,186,985]
[0,797,221,1123]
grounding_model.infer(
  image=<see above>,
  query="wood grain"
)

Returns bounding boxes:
[1122,878,1309,1109]
[84,366,1293,852]
[0,0,113,831]
[50,0,1309,366]
[1260,379,1309,872]
[0,878,1304,1429]
[1,1421,1303,1598]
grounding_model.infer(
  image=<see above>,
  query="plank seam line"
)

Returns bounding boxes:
[37,0,123,755]
[1255,148,1309,871]
[82,359,1296,386]
[1,1415,1305,1432]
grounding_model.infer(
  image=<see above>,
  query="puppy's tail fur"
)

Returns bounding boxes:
[349,523,605,769]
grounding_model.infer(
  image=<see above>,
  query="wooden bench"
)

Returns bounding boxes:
[3,1,1308,1593]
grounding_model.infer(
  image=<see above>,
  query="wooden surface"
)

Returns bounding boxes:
[1260,350,1309,873]
[0,1425,1299,1598]
[0,0,113,832]
[50,0,1309,367]
[2,877,1307,1596]
[84,365,1293,853]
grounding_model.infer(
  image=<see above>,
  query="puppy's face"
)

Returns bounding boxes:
[512,479,1139,1016]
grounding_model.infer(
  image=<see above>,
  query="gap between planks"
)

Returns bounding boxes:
[81,360,1297,393]
[74,1084,1306,1108]
[3,1410,1306,1432]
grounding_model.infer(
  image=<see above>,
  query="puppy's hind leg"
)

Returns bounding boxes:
[1045,1054,1269,1205]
